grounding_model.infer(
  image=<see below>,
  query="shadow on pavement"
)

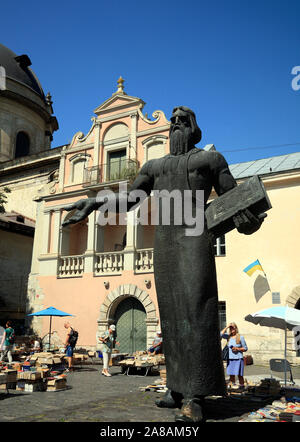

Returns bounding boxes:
[203,395,276,421]
[72,367,99,373]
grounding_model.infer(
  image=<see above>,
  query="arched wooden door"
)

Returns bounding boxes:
[114,297,147,354]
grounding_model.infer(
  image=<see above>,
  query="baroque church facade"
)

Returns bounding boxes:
[1,43,300,363]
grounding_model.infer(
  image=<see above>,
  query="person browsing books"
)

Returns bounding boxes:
[98,325,120,377]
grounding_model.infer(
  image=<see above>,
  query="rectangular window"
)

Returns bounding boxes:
[218,301,226,331]
[107,149,126,181]
[214,235,226,256]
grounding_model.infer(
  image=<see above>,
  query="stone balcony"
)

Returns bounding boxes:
[57,255,85,278]
[57,248,154,278]
[134,248,154,273]
[94,251,124,276]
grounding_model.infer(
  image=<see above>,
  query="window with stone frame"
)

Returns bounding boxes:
[69,154,90,184]
[15,131,30,158]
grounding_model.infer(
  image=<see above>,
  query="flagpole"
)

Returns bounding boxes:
[257,259,267,278]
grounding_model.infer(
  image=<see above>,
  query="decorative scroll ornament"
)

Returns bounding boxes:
[137,104,169,125]
[69,117,97,147]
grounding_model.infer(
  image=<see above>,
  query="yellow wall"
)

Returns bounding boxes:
[216,175,300,362]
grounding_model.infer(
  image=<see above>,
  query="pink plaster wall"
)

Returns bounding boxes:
[37,271,159,347]
[69,221,88,255]
[103,224,126,251]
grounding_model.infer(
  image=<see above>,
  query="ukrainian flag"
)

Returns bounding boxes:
[243,259,264,277]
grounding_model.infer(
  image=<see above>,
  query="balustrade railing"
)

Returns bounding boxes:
[58,255,84,278]
[57,248,153,277]
[83,159,139,187]
[83,166,102,186]
[94,252,124,275]
[135,248,154,273]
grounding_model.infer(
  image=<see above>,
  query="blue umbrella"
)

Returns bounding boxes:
[245,306,300,385]
[27,307,74,349]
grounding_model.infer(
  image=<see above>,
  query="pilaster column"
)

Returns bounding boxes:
[130,112,137,161]
[40,210,51,255]
[52,209,62,254]
[123,209,136,270]
[31,200,45,273]
[84,210,96,273]
[38,208,61,276]
[93,120,101,167]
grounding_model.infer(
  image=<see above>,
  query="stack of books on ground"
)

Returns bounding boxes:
[17,370,45,392]
[0,372,8,392]
[252,378,281,397]
[0,358,69,393]
[46,374,67,391]
[72,353,89,365]
[139,378,168,393]
[159,368,166,385]
[0,364,18,390]
[238,397,300,422]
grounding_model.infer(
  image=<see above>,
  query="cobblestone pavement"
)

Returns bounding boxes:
[1,362,300,423]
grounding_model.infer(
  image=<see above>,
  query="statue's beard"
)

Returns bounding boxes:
[169,126,193,155]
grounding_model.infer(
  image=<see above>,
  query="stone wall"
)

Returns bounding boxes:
[0,96,48,162]
[0,229,33,319]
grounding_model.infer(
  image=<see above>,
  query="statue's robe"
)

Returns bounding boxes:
[138,148,236,397]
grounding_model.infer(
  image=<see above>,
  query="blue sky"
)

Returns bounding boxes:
[1,0,300,164]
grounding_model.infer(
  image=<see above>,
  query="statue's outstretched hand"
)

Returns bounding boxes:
[62,198,97,227]
[233,209,266,235]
